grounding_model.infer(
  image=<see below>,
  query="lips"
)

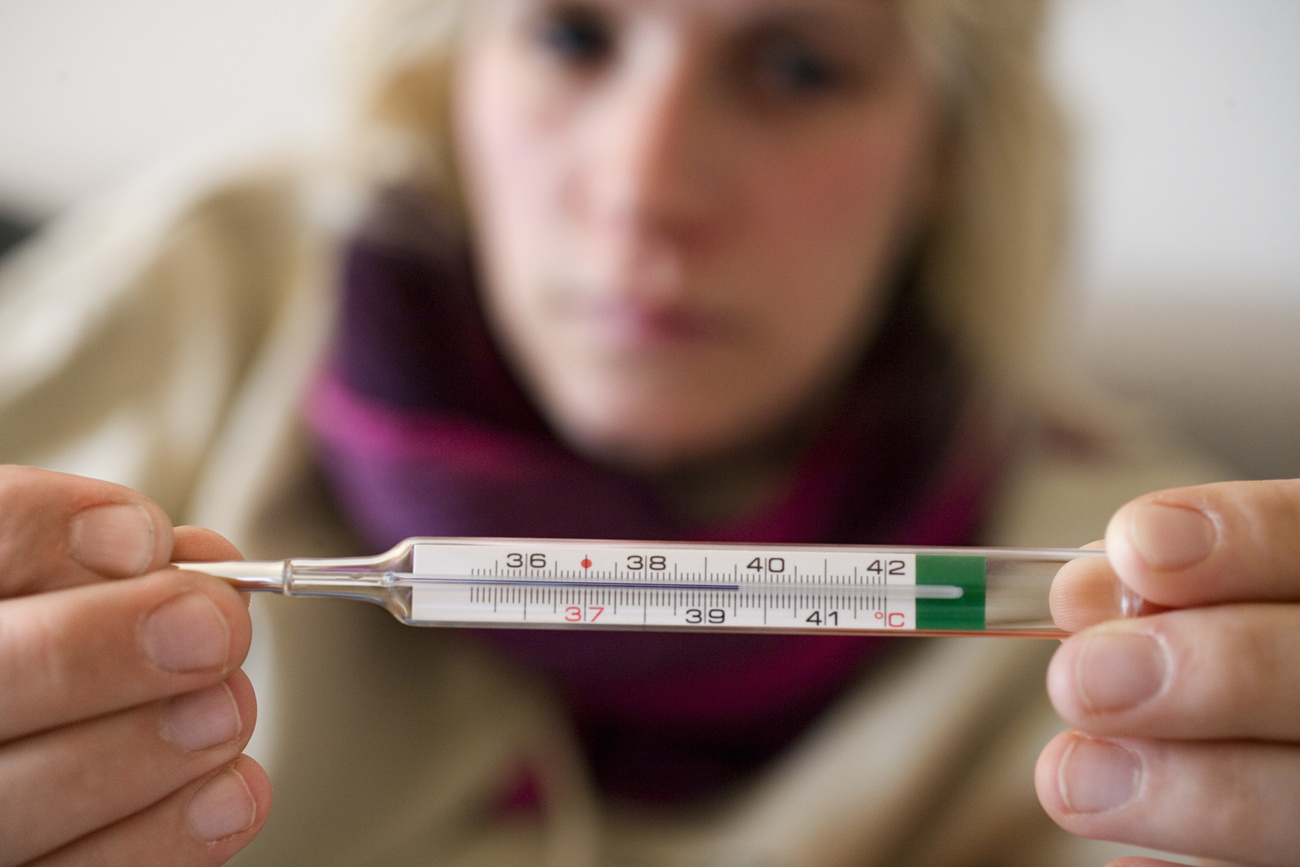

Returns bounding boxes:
[553,294,740,352]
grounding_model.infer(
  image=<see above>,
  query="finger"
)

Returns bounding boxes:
[0,465,174,596]
[1051,541,1140,633]
[1051,550,1171,633]
[1036,731,1300,867]
[31,754,272,867]
[1051,541,1169,634]
[1105,479,1300,608]
[0,570,250,741]
[172,527,243,564]
[171,528,246,609]
[1048,603,1300,742]
[0,672,256,865]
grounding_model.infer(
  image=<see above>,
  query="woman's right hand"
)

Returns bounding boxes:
[0,465,270,866]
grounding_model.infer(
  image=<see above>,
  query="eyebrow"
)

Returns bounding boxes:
[713,0,907,43]
[545,0,897,22]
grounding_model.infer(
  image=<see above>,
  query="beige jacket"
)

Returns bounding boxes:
[0,157,1220,866]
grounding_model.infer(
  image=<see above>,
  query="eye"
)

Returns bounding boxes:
[738,26,864,103]
[759,43,841,93]
[534,4,615,68]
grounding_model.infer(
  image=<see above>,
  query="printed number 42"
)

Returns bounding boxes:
[564,606,604,622]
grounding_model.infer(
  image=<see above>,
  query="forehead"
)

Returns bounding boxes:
[506,0,903,26]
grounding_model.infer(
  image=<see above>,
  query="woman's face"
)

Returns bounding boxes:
[454,0,943,469]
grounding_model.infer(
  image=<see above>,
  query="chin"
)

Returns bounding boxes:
[558,419,713,471]
[547,391,763,473]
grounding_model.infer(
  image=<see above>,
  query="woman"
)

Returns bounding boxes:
[0,0,1296,864]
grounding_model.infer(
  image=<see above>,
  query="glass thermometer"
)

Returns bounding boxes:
[191,537,1139,638]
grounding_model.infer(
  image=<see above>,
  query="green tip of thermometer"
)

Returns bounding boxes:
[187,538,1141,638]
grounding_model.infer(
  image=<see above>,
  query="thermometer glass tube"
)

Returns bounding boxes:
[192,537,1139,638]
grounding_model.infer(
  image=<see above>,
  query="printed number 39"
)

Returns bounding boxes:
[685,608,725,625]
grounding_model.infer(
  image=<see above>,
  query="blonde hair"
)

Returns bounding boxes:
[331,0,1066,387]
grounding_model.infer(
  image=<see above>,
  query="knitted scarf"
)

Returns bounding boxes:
[304,193,1006,804]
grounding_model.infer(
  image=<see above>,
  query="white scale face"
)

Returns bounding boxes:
[201,537,1087,636]
[409,540,922,632]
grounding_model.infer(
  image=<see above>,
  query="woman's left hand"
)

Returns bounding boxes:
[1037,479,1300,867]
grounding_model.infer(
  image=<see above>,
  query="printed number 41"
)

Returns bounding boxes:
[805,610,839,626]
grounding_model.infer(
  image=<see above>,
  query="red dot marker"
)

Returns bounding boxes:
[581,558,592,570]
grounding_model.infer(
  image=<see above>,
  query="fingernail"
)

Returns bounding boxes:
[68,504,156,577]
[140,592,230,672]
[1076,631,1167,713]
[1058,737,1141,813]
[186,768,256,841]
[162,684,241,752]
[1129,502,1217,570]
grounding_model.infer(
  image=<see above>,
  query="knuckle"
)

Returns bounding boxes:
[0,465,57,518]
[0,462,38,492]
[1188,748,1294,861]
[1217,478,1300,564]
[0,599,92,731]
[1171,606,1295,737]
[1211,611,1289,724]
[0,466,45,550]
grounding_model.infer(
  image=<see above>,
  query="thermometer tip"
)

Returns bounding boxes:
[176,560,286,591]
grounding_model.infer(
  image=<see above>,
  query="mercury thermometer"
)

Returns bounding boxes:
[192,537,1138,638]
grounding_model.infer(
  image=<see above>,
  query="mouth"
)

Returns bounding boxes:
[553,294,740,352]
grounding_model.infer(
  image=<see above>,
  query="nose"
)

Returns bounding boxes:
[574,26,724,247]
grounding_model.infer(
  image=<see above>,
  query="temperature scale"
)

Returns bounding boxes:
[193,537,1135,638]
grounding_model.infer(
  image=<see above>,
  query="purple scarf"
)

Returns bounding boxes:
[304,192,1006,804]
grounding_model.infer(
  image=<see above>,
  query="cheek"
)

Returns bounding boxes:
[747,118,932,301]
[455,46,569,312]
[728,123,934,366]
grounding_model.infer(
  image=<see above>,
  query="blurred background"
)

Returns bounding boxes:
[0,0,1296,479]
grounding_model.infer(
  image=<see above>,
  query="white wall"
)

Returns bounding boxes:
[1,0,1296,477]
[1048,0,1300,300]
[0,0,346,218]
[1045,0,1300,478]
